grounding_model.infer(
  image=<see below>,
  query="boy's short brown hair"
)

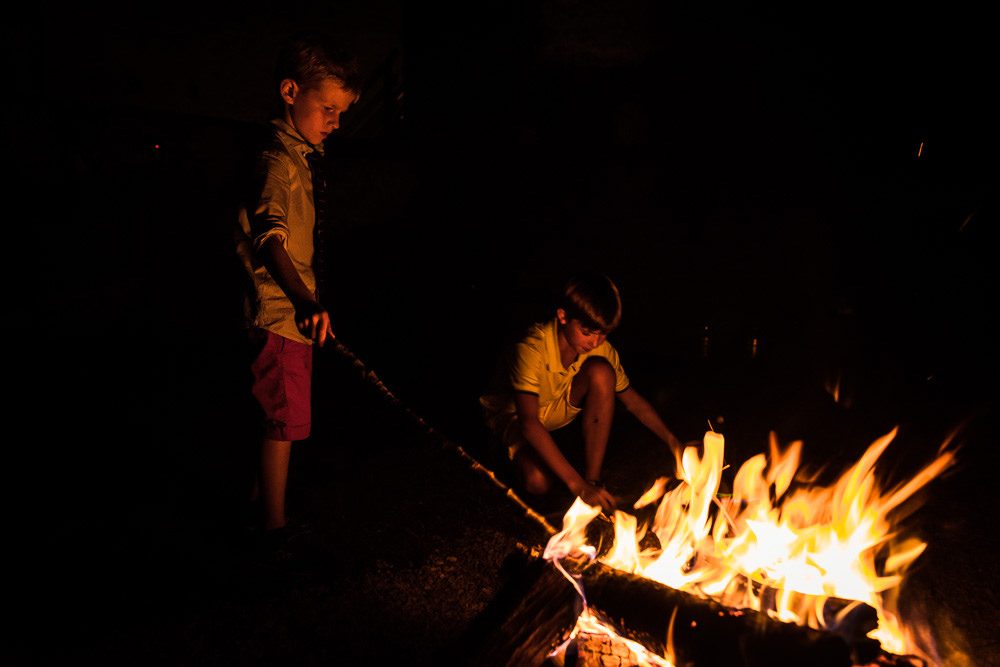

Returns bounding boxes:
[274,32,363,95]
[561,272,622,332]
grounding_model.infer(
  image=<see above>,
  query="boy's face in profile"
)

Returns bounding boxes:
[280,77,358,146]
[558,308,609,356]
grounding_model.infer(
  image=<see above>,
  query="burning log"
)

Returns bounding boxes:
[529,427,957,666]
[451,549,580,667]
[458,547,888,667]
[578,560,856,667]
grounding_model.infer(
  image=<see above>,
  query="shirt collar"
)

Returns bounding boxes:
[270,117,325,157]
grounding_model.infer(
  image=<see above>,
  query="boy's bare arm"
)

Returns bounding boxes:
[257,236,333,346]
[617,386,684,454]
[514,392,616,512]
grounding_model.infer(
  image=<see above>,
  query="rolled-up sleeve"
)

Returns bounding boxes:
[249,151,293,252]
[235,119,317,345]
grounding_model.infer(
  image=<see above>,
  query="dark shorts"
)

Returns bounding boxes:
[250,330,313,441]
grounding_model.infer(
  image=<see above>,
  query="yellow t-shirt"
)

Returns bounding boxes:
[480,318,630,434]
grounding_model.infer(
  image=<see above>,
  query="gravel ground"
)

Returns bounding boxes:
[12,333,997,667]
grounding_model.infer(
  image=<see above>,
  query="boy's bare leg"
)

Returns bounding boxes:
[513,445,556,495]
[260,438,292,530]
[570,358,616,482]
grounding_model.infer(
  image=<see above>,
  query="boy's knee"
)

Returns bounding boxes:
[517,455,553,494]
[523,470,552,495]
[571,357,616,408]
[580,357,616,390]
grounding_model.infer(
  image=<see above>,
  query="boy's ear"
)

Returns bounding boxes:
[279,79,299,105]
[556,308,567,324]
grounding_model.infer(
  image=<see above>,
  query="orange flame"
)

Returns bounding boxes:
[546,428,955,661]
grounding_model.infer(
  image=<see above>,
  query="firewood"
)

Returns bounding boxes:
[577,560,853,667]
[450,547,580,667]
[458,547,867,667]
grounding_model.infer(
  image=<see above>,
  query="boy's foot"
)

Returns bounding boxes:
[249,520,317,573]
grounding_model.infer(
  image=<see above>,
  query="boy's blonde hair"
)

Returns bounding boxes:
[561,272,622,332]
[274,32,362,95]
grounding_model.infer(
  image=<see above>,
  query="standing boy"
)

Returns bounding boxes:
[236,33,361,538]
[480,272,685,514]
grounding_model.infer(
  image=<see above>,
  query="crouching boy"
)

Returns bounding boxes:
[480,272,685,514]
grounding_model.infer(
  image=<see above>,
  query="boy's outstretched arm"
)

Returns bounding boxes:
[258,236,333,346]
[514,392,617,513]
[616,387,685,456]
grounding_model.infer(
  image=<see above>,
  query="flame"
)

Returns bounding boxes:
[549,610,677,667]
[549,608,678,667]
[824,371,853,407]
[546,427,955,662]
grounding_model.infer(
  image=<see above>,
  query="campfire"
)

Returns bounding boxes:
[544,428,955,666]
[465,427,956,667]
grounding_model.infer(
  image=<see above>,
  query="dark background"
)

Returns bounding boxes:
[8,0,997,663]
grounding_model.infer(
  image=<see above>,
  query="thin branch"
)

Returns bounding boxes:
[330,341,558,535]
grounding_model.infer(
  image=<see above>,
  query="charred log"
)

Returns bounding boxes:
[457,547,895,667]
[451,547,580,667]
[578,561,852,667]
[583,519,883,664]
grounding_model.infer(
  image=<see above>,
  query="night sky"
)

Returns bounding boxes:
[10,0,996,611]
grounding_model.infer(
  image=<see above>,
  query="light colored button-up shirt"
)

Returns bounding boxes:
[236,118,324,344]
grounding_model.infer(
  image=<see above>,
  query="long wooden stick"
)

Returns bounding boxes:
[328,341,558,535]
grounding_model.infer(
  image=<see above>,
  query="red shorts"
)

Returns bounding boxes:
[250,330,313,441]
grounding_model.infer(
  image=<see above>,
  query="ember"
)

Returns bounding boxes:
[544,428,956,666]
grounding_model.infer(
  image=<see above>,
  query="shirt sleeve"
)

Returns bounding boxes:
[249,150,293,252]
[507,338,544,396]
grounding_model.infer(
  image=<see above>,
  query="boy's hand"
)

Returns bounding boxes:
[257,237,334,346]
[578,481,617,514]
[295,301,334,347]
